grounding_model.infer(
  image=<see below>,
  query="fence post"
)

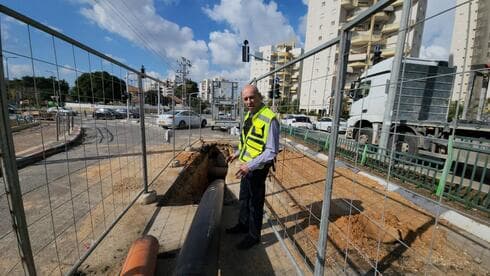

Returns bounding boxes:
[436,137,454,197]
[360,144,368,166]
[137,67,156,204]
[137,69,149,194]
[304,129,309,141]
[323,135,330,151]
[314,29,351,276]
[0,49,37,274]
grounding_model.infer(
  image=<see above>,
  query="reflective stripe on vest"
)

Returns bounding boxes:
[239,105,276,162]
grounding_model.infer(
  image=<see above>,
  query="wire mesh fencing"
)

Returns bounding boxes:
[258,0,489,274]
[0,5,200,274]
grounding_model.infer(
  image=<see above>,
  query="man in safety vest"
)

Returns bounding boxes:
[226,84,279,250]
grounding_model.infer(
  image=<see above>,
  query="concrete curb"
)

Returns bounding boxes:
[11,122,41,132]
[15,126,84,170]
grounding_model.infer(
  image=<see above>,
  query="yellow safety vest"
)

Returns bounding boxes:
[239,105,276,162]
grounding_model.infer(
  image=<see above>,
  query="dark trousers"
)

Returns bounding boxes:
[238,164,271,240]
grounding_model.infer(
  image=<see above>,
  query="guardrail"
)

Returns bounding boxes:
[281,125,490,213]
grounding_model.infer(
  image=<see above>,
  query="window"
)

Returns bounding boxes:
[331,20,335,25]
[319,24,323,30]
[318,35,323,41]
[351,80,371,101]
[321,1,326,6]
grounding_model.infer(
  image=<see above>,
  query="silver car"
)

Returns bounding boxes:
[157,110,207,129]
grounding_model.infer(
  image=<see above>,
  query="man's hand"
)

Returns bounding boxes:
[226,154,237,163]
[235,163,250,178]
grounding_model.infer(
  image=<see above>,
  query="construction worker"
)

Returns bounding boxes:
[226,84,279,250]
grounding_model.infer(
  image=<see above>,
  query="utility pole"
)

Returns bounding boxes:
[176,57,191,106]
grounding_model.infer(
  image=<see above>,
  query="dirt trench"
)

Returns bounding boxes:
[266,149,488,275]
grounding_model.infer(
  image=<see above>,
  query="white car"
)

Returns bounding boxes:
[46,107,77,116]
[283,115,314,129]
[157,110,207,129]
[314,117,347,133]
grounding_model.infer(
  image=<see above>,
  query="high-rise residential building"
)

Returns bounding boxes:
[200,79,211,102]
[450,0,489,116]
[249,42,303,104]
[300,0,426,115]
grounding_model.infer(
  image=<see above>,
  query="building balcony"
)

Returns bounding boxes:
[351,33,382,46]
[374,12,390,22]
[381,23,399,34]
[381,48,396,58]
[392,0,403,8]
[341,0,354,10]
[355,0,372,7]
[348,61,366,69]
[349,53,367,62]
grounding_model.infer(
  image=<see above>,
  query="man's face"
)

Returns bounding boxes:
[242,86,261,113]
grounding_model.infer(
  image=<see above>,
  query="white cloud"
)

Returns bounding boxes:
[298,14,307,41]
[8,64,32,79]
[420,0,455,60]
[208,30,241,67]
[76,0,298,83]
[204,0,297,47]
[104,36,113,42]
[78,0,209,80]
[420,45,449,60]
[203,0,299,81]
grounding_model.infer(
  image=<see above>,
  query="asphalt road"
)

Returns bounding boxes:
[0,116,233,274]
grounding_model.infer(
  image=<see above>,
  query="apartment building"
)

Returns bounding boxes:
[300,0,426,115]
[450,0,489,115]
[249,42,303,104]
[200,78,211,102]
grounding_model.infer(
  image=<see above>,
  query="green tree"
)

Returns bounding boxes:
[8,76,69,106]
[72,71,126,103]
[447,100,463,121]
[175,80,198,101]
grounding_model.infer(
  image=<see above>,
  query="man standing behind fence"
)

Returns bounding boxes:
[226,84,279,250]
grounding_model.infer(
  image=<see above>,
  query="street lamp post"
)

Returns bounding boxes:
[187,92,200,147]
[4,56,18,105]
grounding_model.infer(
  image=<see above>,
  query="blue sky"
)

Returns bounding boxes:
[1,0,455,85]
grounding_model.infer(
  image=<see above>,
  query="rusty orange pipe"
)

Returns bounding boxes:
[120,235,159,276]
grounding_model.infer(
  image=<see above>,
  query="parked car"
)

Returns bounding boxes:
[314,117,347,133]
[47,107,77,116]
[284,115,314,129]
[157,110,207,129]
[114,108,140,118]
[93,108,119,119]
[8,104,17,114]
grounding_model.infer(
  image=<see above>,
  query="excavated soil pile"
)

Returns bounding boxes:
[267,149,486,275]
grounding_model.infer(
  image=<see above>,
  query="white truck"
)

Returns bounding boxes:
[345,57,490,155]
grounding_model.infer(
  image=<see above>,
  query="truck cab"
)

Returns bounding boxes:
[346,57,456,153]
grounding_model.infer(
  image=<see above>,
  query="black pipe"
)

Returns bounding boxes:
[174,179,224,276]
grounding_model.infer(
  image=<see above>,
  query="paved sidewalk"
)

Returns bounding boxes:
[11,121,82,167]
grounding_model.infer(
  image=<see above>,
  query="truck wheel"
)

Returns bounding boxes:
[389,133,417,155]
[327,126,332,133]
[201,119,207,128]
[211,126,215,130]
[357,128,373,145]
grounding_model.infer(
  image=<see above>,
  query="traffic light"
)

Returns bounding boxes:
[273,77,281,99]
[371,45,383,65]
[242,40,250,62]
[268,90,273,99]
